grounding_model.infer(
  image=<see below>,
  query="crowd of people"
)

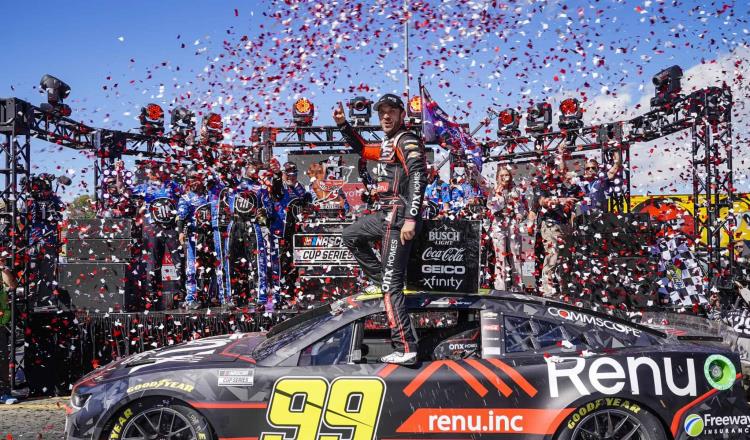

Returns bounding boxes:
[89,130,624,314]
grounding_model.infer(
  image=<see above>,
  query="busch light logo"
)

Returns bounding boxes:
[235,191,258,215]
[150,198,176,224]
[429,224,462,245]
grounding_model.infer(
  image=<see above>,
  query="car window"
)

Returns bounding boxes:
[253,312,339,361]
[504,315,586,354]
[298,323,354,366]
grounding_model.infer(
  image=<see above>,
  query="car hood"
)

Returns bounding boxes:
[76,332,266,386]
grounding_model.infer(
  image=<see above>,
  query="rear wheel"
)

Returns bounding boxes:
[106,399,214,440]
[556,401,666,440]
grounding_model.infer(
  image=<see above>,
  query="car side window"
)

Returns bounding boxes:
[298,323,354,366]
[504,315,586,354]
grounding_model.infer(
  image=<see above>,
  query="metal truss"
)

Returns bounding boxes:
[0,98,32,391]
[690,87,735,290]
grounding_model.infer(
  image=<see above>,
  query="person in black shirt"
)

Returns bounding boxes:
[536,156,581,297]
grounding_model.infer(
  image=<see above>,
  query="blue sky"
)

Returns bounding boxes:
[5,0,749,197]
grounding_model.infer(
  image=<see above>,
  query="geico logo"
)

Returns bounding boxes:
[548,356,697,398]
[422,265,465,274]
[548,307,642,336]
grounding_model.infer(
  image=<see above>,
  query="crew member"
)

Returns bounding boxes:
[335,94,427,365]
[225,161,276,307]
[424,165,450,218]
[270,162,311,299]
[178,171,224,309]
[132,162,183,309]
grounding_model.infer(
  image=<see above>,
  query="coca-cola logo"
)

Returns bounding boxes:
[428,224,462,245]
[422,246,465,262]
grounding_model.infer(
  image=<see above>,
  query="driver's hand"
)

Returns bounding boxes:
[333,102,346,126]
[400,220,416,245]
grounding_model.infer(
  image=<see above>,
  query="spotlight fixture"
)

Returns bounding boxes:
[139,103,165,135]
[407,96,422,120]
[650,65,683,109]
[292,98,315,126]
[203,113,224,143]
[39,74,72,117]
[497,108,520,137]
[525,102,552,134]
[348,96,372,126]
[558,98,583,130]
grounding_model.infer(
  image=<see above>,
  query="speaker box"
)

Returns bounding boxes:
[65,238,131,262]
[65,218,133,240]
[57,262,135,311]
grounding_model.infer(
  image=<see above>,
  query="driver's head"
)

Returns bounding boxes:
[373,94,406,137]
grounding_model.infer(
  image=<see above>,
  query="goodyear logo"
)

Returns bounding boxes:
[127,379,195,394]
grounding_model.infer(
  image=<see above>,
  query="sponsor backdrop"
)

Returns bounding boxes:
[407,220,481,293]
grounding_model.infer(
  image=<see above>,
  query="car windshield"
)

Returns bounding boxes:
[252,311,339,361]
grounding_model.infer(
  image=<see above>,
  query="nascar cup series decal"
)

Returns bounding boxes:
[261,376,385,440]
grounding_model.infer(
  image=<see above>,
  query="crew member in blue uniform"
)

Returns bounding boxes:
[178,170,225,309]
[132,162,183,309]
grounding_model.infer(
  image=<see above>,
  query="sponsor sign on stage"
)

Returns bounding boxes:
[407,220,481,294]
[293,233,357,266]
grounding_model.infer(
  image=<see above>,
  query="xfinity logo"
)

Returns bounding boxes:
[429,225,462,245]
[547,307,642,336]
[548,356,697,398]
[422,275,463,290]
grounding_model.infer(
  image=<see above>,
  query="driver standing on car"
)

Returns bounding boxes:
[334,94,427,365]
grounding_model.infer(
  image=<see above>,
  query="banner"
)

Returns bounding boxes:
[407,220,481,294]
[293,233,356,267]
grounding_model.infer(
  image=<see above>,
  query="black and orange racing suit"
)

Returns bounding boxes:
[338,120,427,354]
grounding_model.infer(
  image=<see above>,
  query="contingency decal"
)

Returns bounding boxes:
[217,369,255,387]
[261,376,386,440]
[126,379,194,394]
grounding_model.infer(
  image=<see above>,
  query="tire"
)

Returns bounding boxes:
[106,398,215,440]
[555,398,667,440]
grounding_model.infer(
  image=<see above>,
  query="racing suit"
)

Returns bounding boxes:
[132,180,183,308]
[224,178,275,306]
[338,121,427,354]
[269,179,311,299]
[177,184,226,305]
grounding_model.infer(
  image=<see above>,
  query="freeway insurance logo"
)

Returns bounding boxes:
[684,414,704,437]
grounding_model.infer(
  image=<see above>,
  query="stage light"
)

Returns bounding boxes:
[348,96,372,126]
[139,103,165,135]
[408,96,422,116]
[558,98,583,130]
[650,65,683,109]
[525,102,552,134]
[203,112,224,143]
[497,108,520,136]
[39,74,72,117]
[292,98,315,126]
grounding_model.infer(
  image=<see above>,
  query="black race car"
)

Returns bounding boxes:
[65,291,750,440]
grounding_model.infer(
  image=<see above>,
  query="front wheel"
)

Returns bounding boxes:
[106,398,215,440]
[555,401,666,440]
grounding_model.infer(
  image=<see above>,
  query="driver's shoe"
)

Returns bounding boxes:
[380,351,417,366]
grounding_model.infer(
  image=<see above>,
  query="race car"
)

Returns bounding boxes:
[65,291,750,440]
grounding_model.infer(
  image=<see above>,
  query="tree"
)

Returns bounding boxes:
[67,194,96,219]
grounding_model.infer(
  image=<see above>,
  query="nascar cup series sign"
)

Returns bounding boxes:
[407,220,481,294]
[293,234,356,267]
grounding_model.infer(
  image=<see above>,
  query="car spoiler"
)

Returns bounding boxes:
[637,311,734,343]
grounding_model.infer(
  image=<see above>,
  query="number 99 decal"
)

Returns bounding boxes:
[261,376,386,440]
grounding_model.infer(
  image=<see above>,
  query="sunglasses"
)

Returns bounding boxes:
[585,167,597,171]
